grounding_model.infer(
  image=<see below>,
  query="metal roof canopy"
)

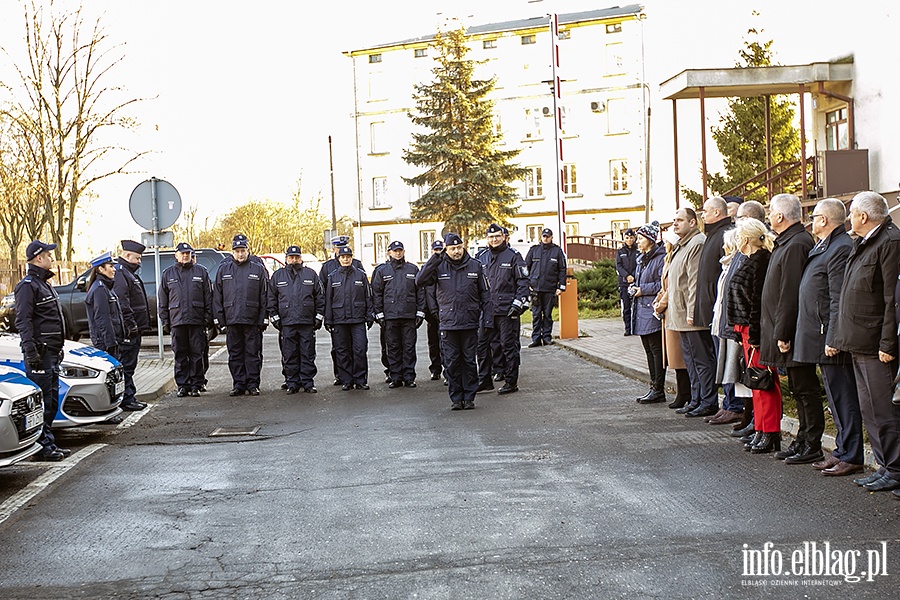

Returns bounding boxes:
[660,61,853,100]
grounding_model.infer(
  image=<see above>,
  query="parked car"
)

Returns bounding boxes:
[0,334,124,428]
[0,365,43,468]
[0,248,229,340]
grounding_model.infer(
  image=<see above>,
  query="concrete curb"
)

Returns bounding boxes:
[133,357,176,403]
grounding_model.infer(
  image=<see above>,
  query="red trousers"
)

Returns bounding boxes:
[736,325,783,433]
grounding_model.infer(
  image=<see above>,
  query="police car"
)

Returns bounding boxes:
[0,334,124,428]
[0,365,43,467]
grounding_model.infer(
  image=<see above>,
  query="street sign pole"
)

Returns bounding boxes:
[151,178,164,358]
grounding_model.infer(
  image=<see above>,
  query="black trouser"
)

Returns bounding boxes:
[380,324,389,376]
[680,329,718,410]
[26,347,61,448]
[172,324,208,390]
[281,324,317,389]
[852,354,900,479]
[441,328,479,404]
[820,362,863,464]
[786,364,825,448]
[201,328,210,385]
[477,315,521,386]
[531,291,556,343]
[385,318,417,383]
[425,313,442,377]
[119,333,141,404]
[640,330,665,392]
[332,323,368,385]
[226,324,263,391]
[619,287,633,334]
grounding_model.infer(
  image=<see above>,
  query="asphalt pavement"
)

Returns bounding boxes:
[0,324,896,598]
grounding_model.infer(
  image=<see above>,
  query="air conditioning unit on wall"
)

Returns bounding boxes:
[590,101,606,113]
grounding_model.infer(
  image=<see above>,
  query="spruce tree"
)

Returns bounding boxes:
[403,27,526,242]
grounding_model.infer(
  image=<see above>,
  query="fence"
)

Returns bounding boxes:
[0,260,87,298]
[565,236,619,264]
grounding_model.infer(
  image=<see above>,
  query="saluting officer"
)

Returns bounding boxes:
[423,239,445,380]
[213,234,269,396]
[477,223,530,395]
[15,240,70,461]
[85,251,127,360]
[416,233,491,410]
[371,240,425,388]
[524,228,567,347]
[324,245,373,390]
[113,239,150,410]
[159,242,212,397]
[268,245,324,394]
[319,235,365,385]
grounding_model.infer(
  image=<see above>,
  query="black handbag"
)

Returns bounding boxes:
[741,349,775,391]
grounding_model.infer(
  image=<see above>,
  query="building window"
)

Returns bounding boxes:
[606,98,628,134]
[368,54,382,64]
[374,233,391,264]
[526,225,544,244]
[368,72,386,101]
[826,107,849,151]
[562,164,577,194]
[606,23,622,34]
[605,42,625,76]
[565,222,579,238]
[525,108,542,139]
[414,48,427,58]
[558,105,568,135]
[483,39,496,49]
[611,221,630,239]
[521,34,536,45]
[525,167,543,198]
[557,29,570,40]
[370,122,385,154]
[372,176,389,208]
[419,230,436,262]
[610,159,629,193]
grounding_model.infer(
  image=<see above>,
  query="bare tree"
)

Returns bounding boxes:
[1,1,149,260]
[0,116,45,269]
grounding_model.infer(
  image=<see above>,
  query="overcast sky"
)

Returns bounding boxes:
[0,0,889,257]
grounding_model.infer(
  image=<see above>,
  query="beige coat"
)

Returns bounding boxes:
[655,255,686,369]
[665,228,707,332]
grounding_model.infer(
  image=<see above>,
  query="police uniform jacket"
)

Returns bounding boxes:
[424,283,439,318]
[524,243,567,293]
[159,262,213,327]
[325,265,372,325]
[416,250,492,330]
[14,265,66,356]
[86,273,126,351]
[113,257,150,333]
[478,243,530,316]
[833,216,900,356]
[213,256,268,326]
[319,256,364,286]
[615,243,638,288]
[268,264,325,326]
[371,258,425,321]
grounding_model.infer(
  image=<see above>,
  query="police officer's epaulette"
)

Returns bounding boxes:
[22,276,33,282]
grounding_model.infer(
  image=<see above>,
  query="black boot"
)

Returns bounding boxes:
[733,396,753,430]
[638,389,667,404]
[750,432,781,454]
[743,431,762,451]
[730,420,755,438]
[668,369,691,409]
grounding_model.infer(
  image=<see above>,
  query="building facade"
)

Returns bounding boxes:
[345,5,647,267]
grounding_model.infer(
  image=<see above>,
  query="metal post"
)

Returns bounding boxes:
[329,135,337,232]
[799,84,807,200]
[699,86,708,202]
[549,13,566,254]
[150,177,164,359]
[673,100,680,209]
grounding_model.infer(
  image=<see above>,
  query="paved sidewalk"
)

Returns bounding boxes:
[543,318,877,468]
[133,355,175,403]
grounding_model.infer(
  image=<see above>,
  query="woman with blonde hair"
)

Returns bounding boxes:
[727,218,782,453]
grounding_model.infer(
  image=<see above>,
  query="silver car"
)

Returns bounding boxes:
[0,365,43,467]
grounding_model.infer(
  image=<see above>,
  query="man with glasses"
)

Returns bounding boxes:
[524,228,567,347]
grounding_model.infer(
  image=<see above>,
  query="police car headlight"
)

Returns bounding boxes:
[60,364,101,378]
[0,293,14,309]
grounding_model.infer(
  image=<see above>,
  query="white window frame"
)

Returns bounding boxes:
[524,108,542,140]
[611,221,630,239]
[526,225,544,244]
[419,230,436,262]
[374,233,391,265]
[372,176,390,208]
[525,166,543,199]
[606,98,629,134]
[370,122,385,154]
[562,163,577,195]
[605,42,625,76]
[609,159,629,194]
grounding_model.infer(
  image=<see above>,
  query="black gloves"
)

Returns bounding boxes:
[162,324,171,336]
[367,320,374,330]
[218,325,227,334]
[377,317,386,328]
[415,316,424,328]
[507,304,525,318]
[315,318,323,331]
[25,352,42,371]
[325,324,334,333]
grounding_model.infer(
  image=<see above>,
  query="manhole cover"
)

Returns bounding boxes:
[209,426,260,437]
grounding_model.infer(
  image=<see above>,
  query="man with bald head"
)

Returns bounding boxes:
[834,192,900,492]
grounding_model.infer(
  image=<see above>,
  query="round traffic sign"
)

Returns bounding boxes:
[128,178,182,231]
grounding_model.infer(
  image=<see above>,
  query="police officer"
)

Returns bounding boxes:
[159,242,212,397]
[268,245,324,394]
[616,228,638,336]
[416,232,491,410]
[324,246,373,390]
[423,239,445,380]
[213,234,269,396]
[477,223,530,395]
[14,240,70,461]
[85,251,126,360]
[372,240,425,388]
[113,239,150,410]
[192,251,213,392]
[524,228,567,347]
[319,235,365,385]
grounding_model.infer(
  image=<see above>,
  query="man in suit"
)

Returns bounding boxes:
[834,192,900,492]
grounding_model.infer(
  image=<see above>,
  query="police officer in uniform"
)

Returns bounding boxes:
[616,228,638,335]
[524,228,567,347]
[213,234,269,396]
[268,245,324,394]
[477,223,530,395]
[113,239,150,410]
[372,240,425,388]
[319,236,365,385]
[85,251,126,359]
[192,251,213,392]
[159,242,212,397]
[324,246,373,390]
[15,240,70,460]
[416,233,491,410]
[423,239,445,380]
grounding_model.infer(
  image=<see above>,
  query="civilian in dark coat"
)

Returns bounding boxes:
[793,199,863,475]
[834,192,900,492]
[615,229,638,335]
[760,194,824,464]
[630,222,666,403]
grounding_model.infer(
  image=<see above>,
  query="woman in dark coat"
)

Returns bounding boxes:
[727,218,782,454]
[630,222,667,404]
[85,251,126,359]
